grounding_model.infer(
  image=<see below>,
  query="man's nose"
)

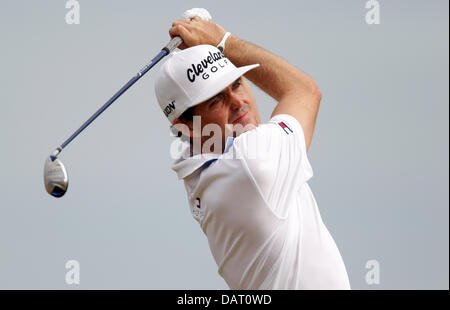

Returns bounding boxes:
[228,92,245,110]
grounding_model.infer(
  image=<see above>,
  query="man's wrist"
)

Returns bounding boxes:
[217,32,231,53]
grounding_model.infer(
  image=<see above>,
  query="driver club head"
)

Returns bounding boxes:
[44,156,69,198]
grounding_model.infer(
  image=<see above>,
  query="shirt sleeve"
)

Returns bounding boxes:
[233,114,314,218]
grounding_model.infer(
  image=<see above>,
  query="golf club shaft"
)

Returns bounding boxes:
[52,36,183,159]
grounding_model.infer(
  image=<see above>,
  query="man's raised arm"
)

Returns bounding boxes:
[170,18,322,151]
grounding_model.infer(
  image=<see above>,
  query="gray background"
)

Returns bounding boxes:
[0,0,448,289]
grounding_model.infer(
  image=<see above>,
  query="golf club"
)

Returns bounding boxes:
[44,8,212,198]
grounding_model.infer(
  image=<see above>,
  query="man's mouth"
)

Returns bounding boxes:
[232,111,248,124]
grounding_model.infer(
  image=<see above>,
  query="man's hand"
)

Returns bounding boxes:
[169,17,227,50]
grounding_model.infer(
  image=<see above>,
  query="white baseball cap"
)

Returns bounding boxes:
[154,44,259,123]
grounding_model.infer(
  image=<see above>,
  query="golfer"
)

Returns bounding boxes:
[154,17,351,290]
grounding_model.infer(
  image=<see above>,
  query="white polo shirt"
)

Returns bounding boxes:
[171,114,351,289]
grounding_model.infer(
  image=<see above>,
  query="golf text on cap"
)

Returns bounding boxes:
[164,100,176,117]
[187,51,228,82]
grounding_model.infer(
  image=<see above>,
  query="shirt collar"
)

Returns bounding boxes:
[171,136,235,180]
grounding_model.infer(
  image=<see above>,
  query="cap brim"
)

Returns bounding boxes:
[189,63,260,108]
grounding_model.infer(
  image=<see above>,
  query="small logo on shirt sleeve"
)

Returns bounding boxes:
[278,121,293,135]
[191,197,204,221]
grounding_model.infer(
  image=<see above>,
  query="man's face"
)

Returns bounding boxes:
[175,76,261,153]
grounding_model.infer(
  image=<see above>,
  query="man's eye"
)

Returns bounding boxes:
[232,82,241,89]
[210,97,221,107]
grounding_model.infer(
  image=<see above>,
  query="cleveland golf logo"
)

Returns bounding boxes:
[186,51,228,82]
